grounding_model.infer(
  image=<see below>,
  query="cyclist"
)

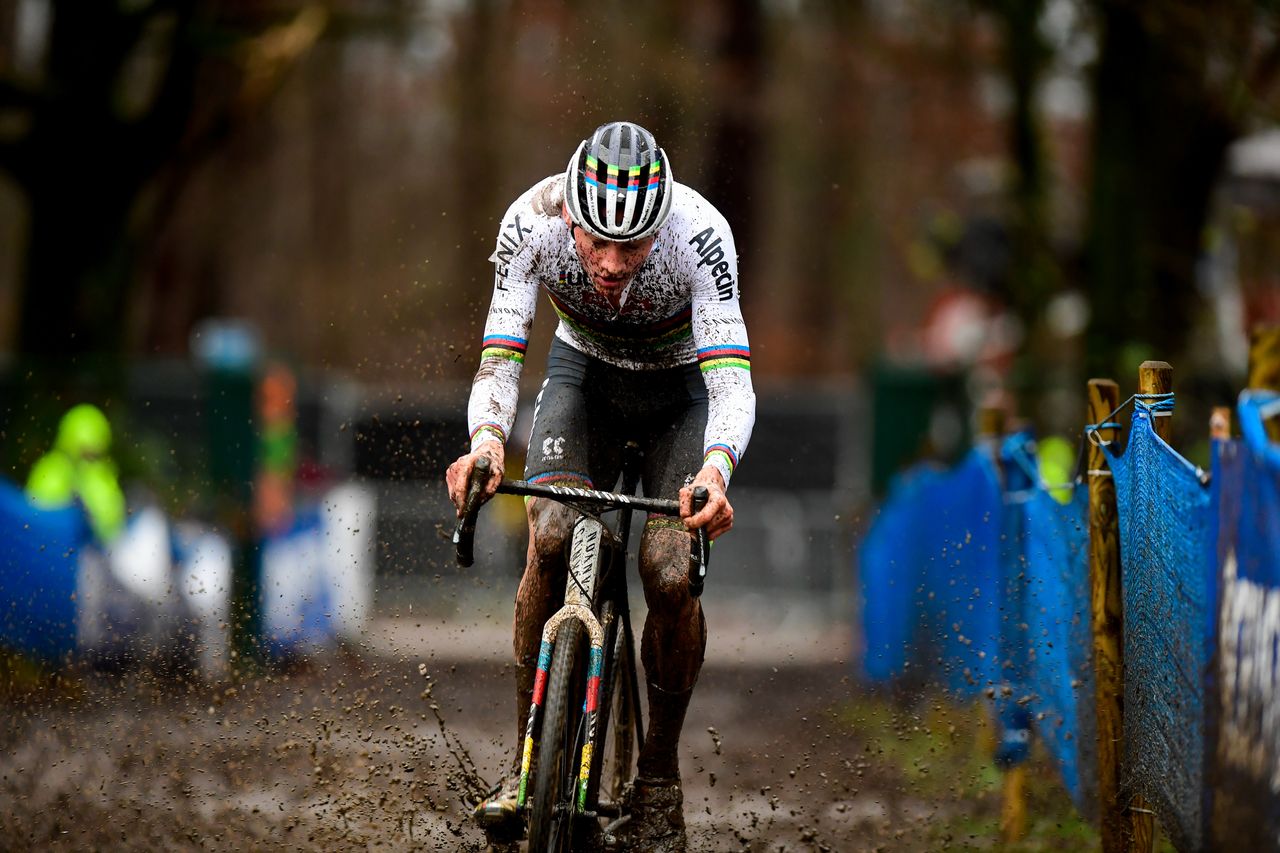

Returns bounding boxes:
[446,121,755,851]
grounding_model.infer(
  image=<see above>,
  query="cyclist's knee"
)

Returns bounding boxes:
[639,523,694,608]
[527,498,576,565]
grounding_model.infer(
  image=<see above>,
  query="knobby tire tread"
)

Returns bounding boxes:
[528,620,583,853]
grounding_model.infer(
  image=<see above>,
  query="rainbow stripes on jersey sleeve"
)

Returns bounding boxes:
[470,422,507,446]
[697,344,751,373]
[704,443,740,478]
[481,334,528,364]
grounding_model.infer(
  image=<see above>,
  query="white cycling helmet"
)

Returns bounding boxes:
[564,121,673,242]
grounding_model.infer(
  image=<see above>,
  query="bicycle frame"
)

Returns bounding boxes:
[521,514,608,812]
[453,455,709,822]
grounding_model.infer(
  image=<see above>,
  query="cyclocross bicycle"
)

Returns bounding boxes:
[453,449,710,852]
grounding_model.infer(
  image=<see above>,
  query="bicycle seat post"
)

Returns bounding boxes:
[620,441,642,496]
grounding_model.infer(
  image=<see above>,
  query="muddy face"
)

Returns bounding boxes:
[561,208,655,297]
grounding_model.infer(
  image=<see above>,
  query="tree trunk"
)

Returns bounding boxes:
[705,0,765,288]
[1084,1,1236,378]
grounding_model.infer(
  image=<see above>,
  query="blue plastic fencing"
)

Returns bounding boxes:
[1102,402,1214,852]
[859,435,1096,810]
[1211,391,1280,848]
[0,478,89,661]
[859,390,1280,850]
[860,447,1002,696]
[1004,435,1098,815]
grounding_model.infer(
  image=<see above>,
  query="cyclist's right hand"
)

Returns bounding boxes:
[446,441,505,517]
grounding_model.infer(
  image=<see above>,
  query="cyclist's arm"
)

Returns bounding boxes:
[465,277,536,455]
[465,181,557,453]
[450,184,554,510]
[689,217,755,489]
[681,212,754,538]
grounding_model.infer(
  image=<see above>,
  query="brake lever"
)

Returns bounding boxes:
[687,485,710,598]
[453,456,491,567]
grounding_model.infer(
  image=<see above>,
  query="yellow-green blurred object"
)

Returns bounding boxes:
[1037,435,1075,505]
[54,403,113,457]
[77,460,126,541]
[25,451,76,507]
[26,404,126,543]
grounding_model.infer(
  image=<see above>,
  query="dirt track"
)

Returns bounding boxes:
[0,617,1012,852]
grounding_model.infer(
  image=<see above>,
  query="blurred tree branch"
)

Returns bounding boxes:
[0,1,327,369]
[1082,0,1279,378]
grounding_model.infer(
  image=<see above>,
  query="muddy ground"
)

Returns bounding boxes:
[0,616,1079,852]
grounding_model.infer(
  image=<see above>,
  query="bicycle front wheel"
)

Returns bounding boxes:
[527,619,584,853]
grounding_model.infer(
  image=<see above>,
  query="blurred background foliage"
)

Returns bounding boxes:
[3,0,1280,478]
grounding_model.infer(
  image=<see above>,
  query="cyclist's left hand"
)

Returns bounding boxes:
[680,466,733,541]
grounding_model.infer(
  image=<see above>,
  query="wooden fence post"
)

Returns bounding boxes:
[1138,361,1173,445]
[1088,377,1126,852]
[978,407,1007,449]
[1119,360,1172,852]
[1249,325,1280,441]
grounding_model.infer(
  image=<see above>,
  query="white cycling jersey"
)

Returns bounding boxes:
[466,174,756,485]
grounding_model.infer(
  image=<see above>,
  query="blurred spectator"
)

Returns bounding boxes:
[26,404,126,544]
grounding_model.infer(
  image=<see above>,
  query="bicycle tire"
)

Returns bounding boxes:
[527,619,584,853]
[586,602,634,811]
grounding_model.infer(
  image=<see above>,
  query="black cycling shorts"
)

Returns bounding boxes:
[524,337,708,502]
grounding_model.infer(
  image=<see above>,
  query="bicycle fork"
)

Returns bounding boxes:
[517,515,608,814]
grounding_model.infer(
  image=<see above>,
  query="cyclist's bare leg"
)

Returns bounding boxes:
[635,521,707,780]
[616,520,701,851]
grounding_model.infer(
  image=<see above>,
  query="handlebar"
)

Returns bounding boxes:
[451,460,713,597]
[452,456,490,568]
[688,486,709,597]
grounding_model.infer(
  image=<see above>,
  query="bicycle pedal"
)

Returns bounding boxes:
[475,802,524,829]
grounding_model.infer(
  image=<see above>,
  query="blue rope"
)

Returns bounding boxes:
[1084,392,1176,447]
[1135,392,1175,415]
[1083,421,1120,445]
[1081,390,1208,482]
